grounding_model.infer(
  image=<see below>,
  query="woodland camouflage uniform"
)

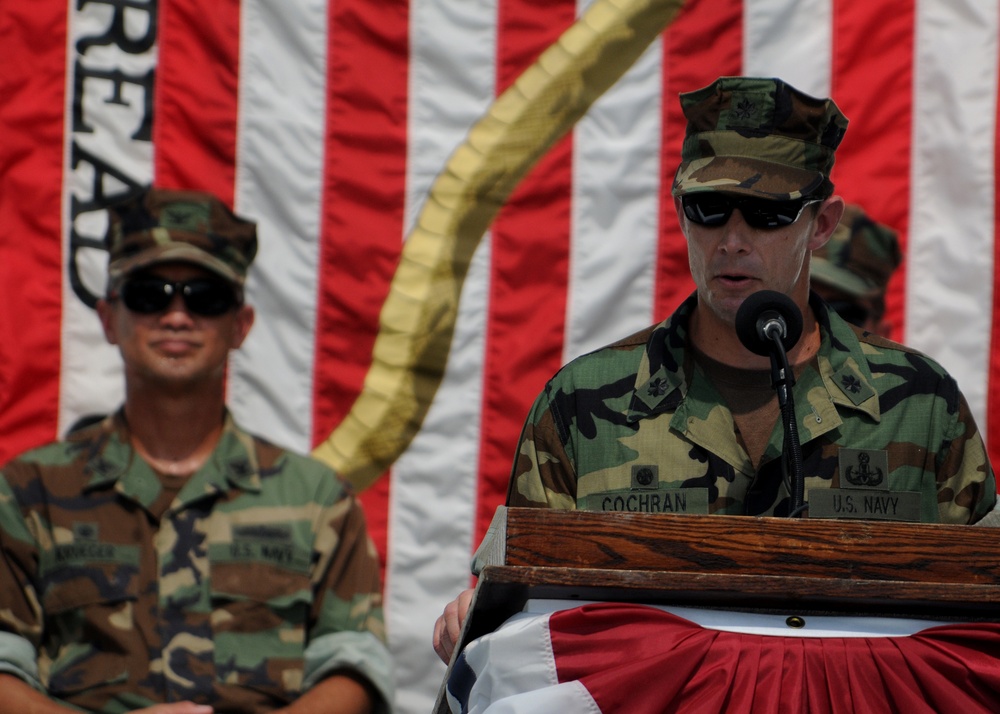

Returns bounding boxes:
[0,187,393,711]
[505,77,995,522]
[507,294,996,523]
[0,411,393,712]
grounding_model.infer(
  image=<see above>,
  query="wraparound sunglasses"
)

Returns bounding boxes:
[114,276,240,316]
[682,194,822,229]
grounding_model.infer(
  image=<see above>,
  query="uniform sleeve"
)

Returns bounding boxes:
[306,489,394,713]
[0,466,45,691]
[934,385,997,524]
[505,382,579,510]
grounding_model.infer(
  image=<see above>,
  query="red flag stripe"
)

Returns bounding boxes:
[0,5,67,463]
[312,0,411,449]
[316,0,411,561]
[153,0,242,202]
[830,0,915,345]
[474,1,579,547]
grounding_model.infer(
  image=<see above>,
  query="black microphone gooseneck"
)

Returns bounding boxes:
[735,291,806,517]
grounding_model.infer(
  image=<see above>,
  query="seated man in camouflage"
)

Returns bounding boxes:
[434,76,996,663]
[0,187,393,713]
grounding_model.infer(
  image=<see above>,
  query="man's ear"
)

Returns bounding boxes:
[809,196,846,251]
[96,299,119,346]
[230,304,255,350]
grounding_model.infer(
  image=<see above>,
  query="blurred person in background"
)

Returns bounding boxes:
[810,203,902,337]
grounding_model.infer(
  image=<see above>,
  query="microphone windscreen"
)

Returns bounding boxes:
[735,290,804,355]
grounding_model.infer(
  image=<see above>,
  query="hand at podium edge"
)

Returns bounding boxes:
[433,588,475,664]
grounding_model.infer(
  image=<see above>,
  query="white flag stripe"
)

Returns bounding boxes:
[387,0,500,708]
[743,0,832,98]
[906,0,998,426]
[566,37,662,362]
[388,243,493,711]
[227,0,329,452]
[403,0,501,231]
[59,3,155,435]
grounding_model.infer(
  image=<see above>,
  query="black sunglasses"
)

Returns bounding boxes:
[116,276,240,316]
[682,194,822,229]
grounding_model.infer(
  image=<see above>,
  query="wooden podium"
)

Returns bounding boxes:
[433,507,1000,713]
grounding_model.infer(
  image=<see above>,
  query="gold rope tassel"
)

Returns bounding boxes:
[313,0,687,490]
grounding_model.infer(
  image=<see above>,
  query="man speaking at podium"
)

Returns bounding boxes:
[434,76,997,675]
[502,75,994,524]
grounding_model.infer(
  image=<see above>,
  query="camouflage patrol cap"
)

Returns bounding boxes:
[672,77,849,200]
[811,204,902,298]
[106,186,257,288]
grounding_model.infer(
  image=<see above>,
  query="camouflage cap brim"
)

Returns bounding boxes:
[810,258,878,298]
[107,236,246,289]
[672,154,827,200]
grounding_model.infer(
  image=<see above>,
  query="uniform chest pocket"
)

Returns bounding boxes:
[38,546,140,696]
[209,542,315,697]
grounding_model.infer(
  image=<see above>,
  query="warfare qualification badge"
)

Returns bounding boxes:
[842,448,886,487]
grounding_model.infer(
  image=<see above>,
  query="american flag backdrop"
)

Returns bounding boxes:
[1,0,999,710]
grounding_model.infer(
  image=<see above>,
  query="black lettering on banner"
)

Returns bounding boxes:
[77,0,158,55]
[69,145,145,306]
[73,62,155,140]
[69,0,159,307]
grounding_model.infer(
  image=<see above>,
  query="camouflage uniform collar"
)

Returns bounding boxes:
[626,293,880,423]
[628,294,697,421]
[811,294,881,420]
[80,411,130,490]
[203,413,264,492]
[83,408,263,500]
